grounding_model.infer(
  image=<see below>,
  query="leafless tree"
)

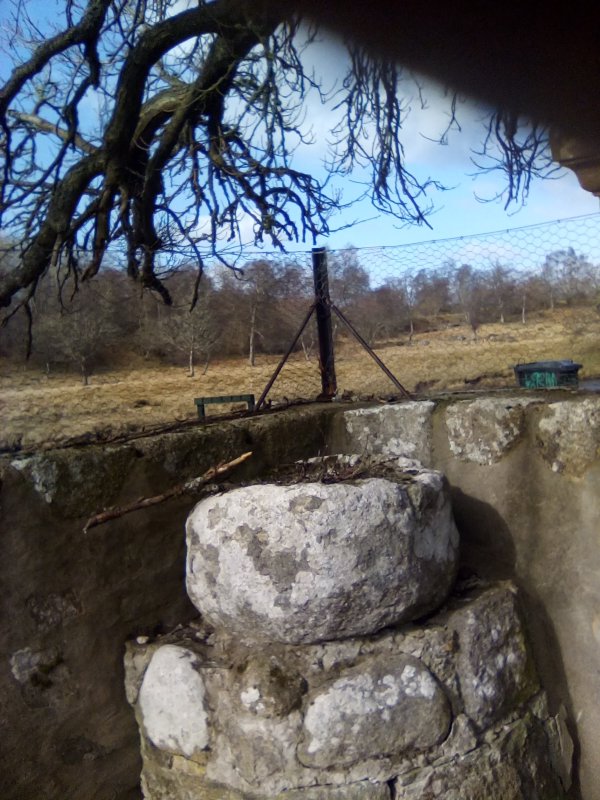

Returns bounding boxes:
[238,261,277,366]
[0,0,449,325]
[366,279,410,342]
[449,264,481,338]
[157,274,221,376]
[543,248,596,306]
[486,261,516,324]
[0,0,564,344]
[329,248,370,309]
[414,267,451,320]
[36,280,119,383]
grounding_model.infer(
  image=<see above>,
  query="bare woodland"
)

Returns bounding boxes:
[0,0,565,353]
[1,245,598,384]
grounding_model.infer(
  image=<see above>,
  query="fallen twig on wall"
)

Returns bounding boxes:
[83,451,252,533]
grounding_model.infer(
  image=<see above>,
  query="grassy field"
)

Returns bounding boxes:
[1,306,599,452]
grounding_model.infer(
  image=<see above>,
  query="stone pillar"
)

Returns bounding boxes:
[125,456,570,799]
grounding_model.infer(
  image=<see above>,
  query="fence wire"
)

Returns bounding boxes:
[4,214,600,418]
[249,213,600,405]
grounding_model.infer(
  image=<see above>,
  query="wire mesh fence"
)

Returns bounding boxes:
[3,213,600,436]
[247,212,600,406]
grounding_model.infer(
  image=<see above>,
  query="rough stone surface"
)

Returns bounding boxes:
[342,402,434,464]
[5,394,599,800]
[548,705,574,792]
[448,584,539,729]
[298,654,451,767]
[9,645,63,685]
[25,590,81,632]
[445,397,537,465]
[536,397,600,474]
[0,404,342,800]
[236,653,307,718]
[206,703,303,791]
[439,714,478,758]
[10,445,137,517]
[138,645,209,758]
[186,466,459,644]
[127,583,566,800]
[141,743,390,800]
[278,784,390,800]
[396,712,565,799]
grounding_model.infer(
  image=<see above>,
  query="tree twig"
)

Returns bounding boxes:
[83,450,252,532]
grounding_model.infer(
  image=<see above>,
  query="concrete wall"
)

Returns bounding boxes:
[1,393,599,799]
[331,393,600,800]
[0,406,339,800]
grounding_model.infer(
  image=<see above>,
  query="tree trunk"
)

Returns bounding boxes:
[81,356,89,386]
[248,303,257,367]
[188,337,195,378]
[300,334,313,361]
[521,294,527,325]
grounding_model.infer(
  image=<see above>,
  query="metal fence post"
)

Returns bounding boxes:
[312,247,337,400]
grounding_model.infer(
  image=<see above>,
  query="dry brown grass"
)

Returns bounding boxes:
[2,306,599,451]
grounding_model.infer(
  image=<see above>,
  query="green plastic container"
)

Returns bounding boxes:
[513,360,582,389]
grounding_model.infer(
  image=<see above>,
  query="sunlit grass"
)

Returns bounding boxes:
[1,306,599,450]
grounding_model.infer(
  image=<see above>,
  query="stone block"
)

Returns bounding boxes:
[186,462,459,644]
[298,654,451,768]
[10,445,137,516]
[207,704,303,791]
[138,645,209,758]
[396,712,566,799]
[448,584,539,729]
[444,397,536,465]
[536,398,600,474]
[127,582,566,800]
[236,654,307,718]
[341,402,434,464]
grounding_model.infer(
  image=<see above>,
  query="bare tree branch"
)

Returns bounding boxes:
[471,111,562,209]
[0,0,565,326]
[8,110,98,154]
[0,0,110,118]
[83,450,253,532]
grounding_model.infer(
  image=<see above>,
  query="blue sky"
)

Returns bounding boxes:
[285,34,600,251]
[318,128,600,251]
[2,0,598,256]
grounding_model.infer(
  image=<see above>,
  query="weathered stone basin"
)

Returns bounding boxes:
[185,457,460,644]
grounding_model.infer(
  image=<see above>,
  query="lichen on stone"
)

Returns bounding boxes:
[445,397,537,465]
[342,402,435,464]
[536,398,600,475]
[185,457,459,644]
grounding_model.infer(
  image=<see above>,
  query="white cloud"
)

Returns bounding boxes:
[191,211,261,249]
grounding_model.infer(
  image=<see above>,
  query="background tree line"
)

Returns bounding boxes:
[1,246,598,383]
[0,0,573,324]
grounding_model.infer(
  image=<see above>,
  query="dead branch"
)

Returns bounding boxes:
[7,111,98,154]
[83,450,252,533]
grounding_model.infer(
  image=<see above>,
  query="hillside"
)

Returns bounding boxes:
[1,306,599,452]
